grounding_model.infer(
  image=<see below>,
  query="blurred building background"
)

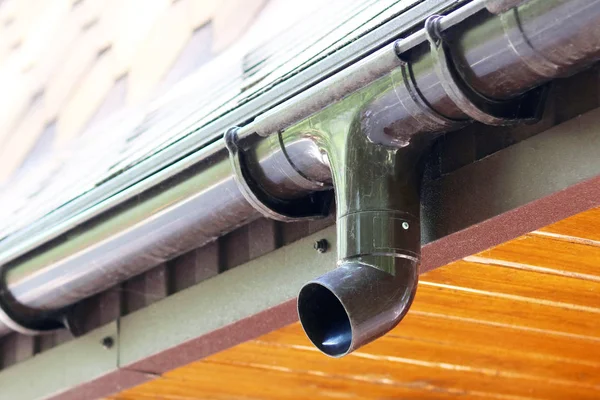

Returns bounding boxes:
[0,0,328,185]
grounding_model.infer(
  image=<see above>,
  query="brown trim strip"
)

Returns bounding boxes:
[421,175,600,273]
[48,369,153,400]
[125,299,299,375]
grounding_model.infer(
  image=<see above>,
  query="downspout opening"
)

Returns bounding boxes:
[298,256,419,358]
[298,282,352,357]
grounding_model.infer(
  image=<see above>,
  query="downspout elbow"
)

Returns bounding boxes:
[298,254,418,357]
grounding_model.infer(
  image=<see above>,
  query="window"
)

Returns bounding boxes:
[18,119,56,173]
[82,74,128,135]
[157,22,213,93]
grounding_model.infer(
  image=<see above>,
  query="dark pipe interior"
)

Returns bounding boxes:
[297,283,352,357]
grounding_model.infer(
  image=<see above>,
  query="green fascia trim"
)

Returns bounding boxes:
[118,226,337,367]
[0,226,337,399]
[0,323,118,400]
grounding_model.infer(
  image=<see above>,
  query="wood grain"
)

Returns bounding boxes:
[113,207,600,399]
[537,207,600,244]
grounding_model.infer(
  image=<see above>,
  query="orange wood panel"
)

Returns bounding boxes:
[208,339,599,399]
[261,325,600,382]
[424,260,600,308]
[411,283,599,339]
[474,235,600,280]
[537,207,600,243]
[113,207,600,400]
[116,361,477,400]
[388,312,600,365]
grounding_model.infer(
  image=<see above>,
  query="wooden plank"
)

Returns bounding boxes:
[212,339,600,400]
[0,333,35,369]
[423,260,600,310]
[410,284,600,340]
[220,218,278,270]
[248,218,279,259]
[256,327,599,388]
[537,207,600,244]
[122,263,168,315]
[474,235,600,280]
[70,285,122,334]
[390,312,600,365]
[308,211,336,235]
[552,65,600,124]
[279,221,310,245]
[110,201,600,400]
[220,225,249,271]
[38,328,74,352]
[266,310,600,370]
[160,361,485,400]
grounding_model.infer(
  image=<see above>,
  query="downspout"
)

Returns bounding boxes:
[289,79,429,356]
[0,0,598,357]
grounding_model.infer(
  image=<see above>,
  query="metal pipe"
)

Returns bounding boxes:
[255,0,600,138]
[0,0,599,340]
[0,135,329,336]
[289,77,427,356]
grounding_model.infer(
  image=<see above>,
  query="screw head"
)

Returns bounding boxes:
[402,222,410,230]
[101,336,114,350]
[313,239,329,253]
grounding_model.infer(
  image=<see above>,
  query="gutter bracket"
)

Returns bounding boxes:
[397,56,470,133]
[225,127,333,222]
[425,15,548,125]
[0,285,74,335]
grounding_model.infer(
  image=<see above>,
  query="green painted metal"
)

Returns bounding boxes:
[424,107,600,242]
[0,227,338,398]
[282,65,429,356]
[282,68,426,260]
[0,322,126,400]
[118,226,337,367]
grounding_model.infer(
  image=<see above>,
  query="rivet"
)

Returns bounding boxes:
[101,336,114,350]
[314,239,329,253]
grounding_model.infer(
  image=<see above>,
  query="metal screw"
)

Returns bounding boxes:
[402,222,410,230]
[101,336,114,350]
[314,239,329,253]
